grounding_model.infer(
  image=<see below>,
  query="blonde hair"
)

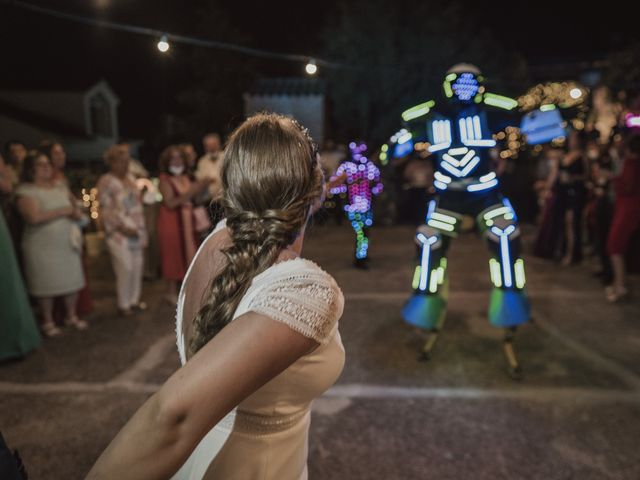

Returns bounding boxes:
[103,144,129,165]
[189,113,323,355]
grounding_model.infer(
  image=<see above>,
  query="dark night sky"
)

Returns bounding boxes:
[0,0,636,140]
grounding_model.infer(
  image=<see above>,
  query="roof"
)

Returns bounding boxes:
[0,99,88,139]
[247,77,326,96]
[0,79,118,101]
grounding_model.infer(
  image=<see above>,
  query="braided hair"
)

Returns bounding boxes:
[188,113,322,356]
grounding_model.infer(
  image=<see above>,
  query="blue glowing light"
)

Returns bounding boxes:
[417,234,438,291]
[426,199,437,220]
[393,139,414,158]
[451,73,479,102]
[520,108,566,145]
[429,119,452,152]
[490,224,516,288]
[458,115,497,148]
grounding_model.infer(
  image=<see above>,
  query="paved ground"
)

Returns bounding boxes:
[1,222,639,479]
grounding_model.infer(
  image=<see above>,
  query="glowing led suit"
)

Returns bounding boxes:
[389,64,532,377]
[330,141,383,268]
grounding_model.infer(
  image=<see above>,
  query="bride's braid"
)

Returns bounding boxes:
[189,114,323,356]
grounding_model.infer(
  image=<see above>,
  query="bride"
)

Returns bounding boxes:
[87,113,345,479]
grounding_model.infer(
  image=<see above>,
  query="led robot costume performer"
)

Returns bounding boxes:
[330,141,383,268]
[390,64,531,377]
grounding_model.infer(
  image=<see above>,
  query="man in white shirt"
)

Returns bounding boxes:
[196,133,223,201]
[195,133,225,230]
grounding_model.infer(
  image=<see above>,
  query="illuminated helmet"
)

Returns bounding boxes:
[443,63,485,103]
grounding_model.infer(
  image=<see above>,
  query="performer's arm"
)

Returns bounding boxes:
[328,164,348,195]
[372,165,383,195]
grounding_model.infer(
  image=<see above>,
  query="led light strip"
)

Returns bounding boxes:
[402,100,435,122]
[427,219,455,232]
[434,171,452,184]
[448,147,468,156]
[463,139,497,147]
[431,212,457,224]
[514,259,526,289]
[483,93,518,110]
[490,225,516,288]
[417,234,438,291]
[459,150,476,167]
[479,172,496,182]
[397,132,412,144]
[489,258,502,287]
[460,156,480,176]
[467,179,498,192]
[440,160,464,178]
[484,206,511,221]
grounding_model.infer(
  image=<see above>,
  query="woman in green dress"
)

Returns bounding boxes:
[0,153,41,362]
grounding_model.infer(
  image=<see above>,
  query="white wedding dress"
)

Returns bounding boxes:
[172,220,345,479]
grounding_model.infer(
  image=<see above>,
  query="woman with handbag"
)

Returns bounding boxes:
[15,150,87,337]
[157,145,211,304]
[97,145,149,317]
[40,140,95,323]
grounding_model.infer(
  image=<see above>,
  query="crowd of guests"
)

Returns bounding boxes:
[0,133,224,362]
[1,141,89,361]
[533,129,640,302]
[2,119,639,363]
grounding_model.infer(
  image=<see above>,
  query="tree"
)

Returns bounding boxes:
[605,41,640,96]
[173,1,259,143]
[322,0,529,144]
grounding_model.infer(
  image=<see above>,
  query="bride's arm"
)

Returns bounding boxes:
[86,312,317,480]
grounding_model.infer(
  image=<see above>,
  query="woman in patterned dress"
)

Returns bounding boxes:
[97,145,148,316]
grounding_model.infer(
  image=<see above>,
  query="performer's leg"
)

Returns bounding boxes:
[402,199,463,355]
[478,198,531,378]
[479,199,531,327]
[403,226,452,360]
[352,210,373,268]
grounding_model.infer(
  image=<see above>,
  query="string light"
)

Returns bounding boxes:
[518,82,587,111]
[10,0,350,72]
[157,34,170,53]
[305,59,318,75]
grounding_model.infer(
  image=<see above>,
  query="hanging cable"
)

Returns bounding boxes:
[2,0,354,71]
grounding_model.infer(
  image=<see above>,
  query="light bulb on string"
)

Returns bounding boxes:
[569,88,582,99]
[305,59,318,75]
[157,34,170,53]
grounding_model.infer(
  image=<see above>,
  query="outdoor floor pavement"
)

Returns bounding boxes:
[1,222,639,479]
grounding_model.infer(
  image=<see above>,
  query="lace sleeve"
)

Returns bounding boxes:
[246,263,344,344]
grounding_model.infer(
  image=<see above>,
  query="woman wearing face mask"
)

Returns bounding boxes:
[157,145,211,304]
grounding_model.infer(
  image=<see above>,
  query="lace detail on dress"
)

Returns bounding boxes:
[246,266,344,344]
